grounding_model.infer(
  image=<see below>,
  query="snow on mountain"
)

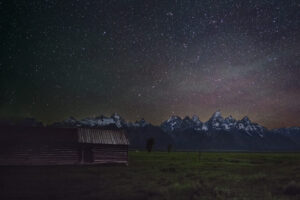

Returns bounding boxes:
[55,111,268,136]
[192,115,202,125]
[110,113,125,128]
[48,111,300,151]
[182,116,196,129]
[206,111,225,130]
[78,116,117,127]
[161,116,184,132]
[201,123,208,131]
[161,111,267,137]
[161,115,206,132]
[54,113,153,129]
[236,116,265,137]
[55,113,126,128]
[204,111,236,132]
[53,111,299,142]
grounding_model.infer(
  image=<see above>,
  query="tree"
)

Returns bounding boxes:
[146,138,155,152]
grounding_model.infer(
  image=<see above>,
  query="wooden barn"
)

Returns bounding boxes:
[0,126,129,166]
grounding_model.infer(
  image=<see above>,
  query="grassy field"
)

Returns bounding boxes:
[0,152,300,200]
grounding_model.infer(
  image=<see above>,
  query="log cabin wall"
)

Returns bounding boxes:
[0,126,129,166]
[0,126,80,166]
[92,144,128,164]
[77,128,129,165]
[0,144,80,166]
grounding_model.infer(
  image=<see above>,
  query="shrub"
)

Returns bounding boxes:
[146,138,155,152]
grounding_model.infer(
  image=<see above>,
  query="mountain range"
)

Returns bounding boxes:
[49,111,300,151]
[2,111,299,151]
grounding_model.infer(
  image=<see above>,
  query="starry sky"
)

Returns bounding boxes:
[1,0,300,128]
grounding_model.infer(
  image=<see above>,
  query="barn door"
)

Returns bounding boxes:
[83,146,94,163]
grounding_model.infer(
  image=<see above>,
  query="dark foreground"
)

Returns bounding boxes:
[0,152,300,200]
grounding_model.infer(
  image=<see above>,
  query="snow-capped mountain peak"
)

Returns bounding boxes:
[161,116,183,132]
[167,115,182,123]
[53,111,268,138]
[241,116,251,125]
[225,115,234,122]
[192,115,202,125]
[44,113,300,152]
[54,113,126,128]
[212,110,222,118]
[111,113,121,120]
[207,111,225,129]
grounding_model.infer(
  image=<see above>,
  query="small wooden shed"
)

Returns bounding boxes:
[0,126,129,166]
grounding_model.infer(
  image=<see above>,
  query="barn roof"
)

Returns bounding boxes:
[78,128,129,145]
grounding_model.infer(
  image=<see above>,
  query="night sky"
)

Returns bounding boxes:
[1,0,300,128]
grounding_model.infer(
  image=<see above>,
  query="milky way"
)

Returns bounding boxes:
[1,0,300,128]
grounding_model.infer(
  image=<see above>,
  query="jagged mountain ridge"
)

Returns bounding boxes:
[52,113,150,128]
[53,111,266,136]
[48,111,300,151]
[161,111,265,137]
[51,111,275,137]
[5,111,299,151]
[159,111,295,151]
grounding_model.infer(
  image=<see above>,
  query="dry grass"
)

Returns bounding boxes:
[0,152,300,200]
